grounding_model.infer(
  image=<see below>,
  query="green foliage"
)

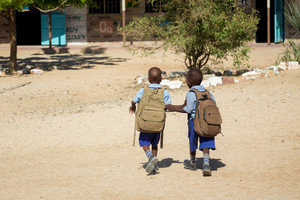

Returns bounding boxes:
[232,45,251,69]
[0,0,95,12]
[284,0,300,37]
[32,0,95,10]
[276,41,300,64]
[121,0,259,70]
[0,0,31,11]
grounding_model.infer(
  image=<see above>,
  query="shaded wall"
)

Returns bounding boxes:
[0,16,9,43]
[87,2,146,42]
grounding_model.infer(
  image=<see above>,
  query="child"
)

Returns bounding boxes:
[129,67,172,173]
[165,68,216,176]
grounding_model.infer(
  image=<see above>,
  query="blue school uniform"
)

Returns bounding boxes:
[183,85,216,152]
[133,84,172,147]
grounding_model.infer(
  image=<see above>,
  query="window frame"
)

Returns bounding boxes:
[89,0,121,14]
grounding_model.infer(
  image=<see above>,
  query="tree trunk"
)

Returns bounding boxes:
[8,9,17,73]
[48,12,52,48]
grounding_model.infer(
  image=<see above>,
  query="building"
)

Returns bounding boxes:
[0,0,298,45]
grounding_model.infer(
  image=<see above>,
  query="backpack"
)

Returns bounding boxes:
[191,89,222,137]
[135,87,166,133]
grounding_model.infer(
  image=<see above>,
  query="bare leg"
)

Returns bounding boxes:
[152,146,158,157]
[142,145,150,153]
[203,148,209,155]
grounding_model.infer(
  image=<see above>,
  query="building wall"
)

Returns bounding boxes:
[87,2,145,42]
[65,6,88,44]
[0,16,9,43]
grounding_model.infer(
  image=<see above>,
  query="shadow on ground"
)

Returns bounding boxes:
[0,54,128,71]
[196,158,226,171]
[141,158,182,171]
[37,46,107,55]
[140,157,225,176]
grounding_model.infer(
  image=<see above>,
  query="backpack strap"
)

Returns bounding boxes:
[144,86,165,100]
[191,88,212,101]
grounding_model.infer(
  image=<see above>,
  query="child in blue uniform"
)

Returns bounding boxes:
[166,68,216,176]
[129,67,172,173]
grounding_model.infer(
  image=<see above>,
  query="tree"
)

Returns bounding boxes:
[121,0,259,70]
[0,0,95,73]
[284,0,300,38]
[0,0,30,73]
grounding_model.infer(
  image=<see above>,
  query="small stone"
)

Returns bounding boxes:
[288,62,299,70]
[223,70,233,76]
[235,69,249,76]
[222,77,234,84]
[169,71,186,79]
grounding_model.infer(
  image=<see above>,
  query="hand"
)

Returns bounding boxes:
[129,105,136,114]
[182,100,187,107]
[165,104,173,112]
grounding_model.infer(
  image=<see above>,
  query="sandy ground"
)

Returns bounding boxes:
[0,42,300,199]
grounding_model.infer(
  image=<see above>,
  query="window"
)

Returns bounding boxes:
[89,0,120,14]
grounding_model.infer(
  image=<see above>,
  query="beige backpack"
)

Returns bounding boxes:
[192,89,222,137]
[135,87,166,133]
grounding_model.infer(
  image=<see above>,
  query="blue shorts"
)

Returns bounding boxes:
[139,132,160,147]
[188,120,216,152]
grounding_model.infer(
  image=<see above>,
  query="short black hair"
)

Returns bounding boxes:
[187,68,203,85]
[148,67,162,84]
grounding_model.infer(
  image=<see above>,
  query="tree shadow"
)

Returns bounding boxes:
[0,54,128,71]
[41,48,57,55]
[82,46,106,55]
[196,158,226,171]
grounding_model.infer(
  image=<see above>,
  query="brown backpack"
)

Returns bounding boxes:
[192,89,222,137]
[135,87,166,133]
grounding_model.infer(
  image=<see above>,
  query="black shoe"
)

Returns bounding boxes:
[203,163,211,176]
[183,159,197,171]
[145,155,158,173]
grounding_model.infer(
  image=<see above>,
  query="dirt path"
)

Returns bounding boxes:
[0,43,299,199]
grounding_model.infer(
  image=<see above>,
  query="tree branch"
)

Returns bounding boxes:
[35,0,68,13]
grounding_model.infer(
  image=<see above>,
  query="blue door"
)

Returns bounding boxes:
[41,11,66,45]
[274,0,284,43]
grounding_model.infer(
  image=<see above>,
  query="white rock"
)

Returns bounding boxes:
[264,66,279,75]
[208,77,222,87]
[278,62,287,70]
[201,80,210,88]
[161,79,182,89]
[160,79,170,86]
[203,74,216,80]
[135,75,148,84]
[288,62,299,70]
[31,69,44,75]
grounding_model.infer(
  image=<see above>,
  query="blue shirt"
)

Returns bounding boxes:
[183,85,216,119]
[133,84,172,105]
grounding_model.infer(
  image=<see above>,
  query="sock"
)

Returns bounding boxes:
[146,150,152,159]
[203,154,210,165]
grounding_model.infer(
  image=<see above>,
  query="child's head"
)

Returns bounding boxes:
[186,68,203,88]
[148,67,162,84]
